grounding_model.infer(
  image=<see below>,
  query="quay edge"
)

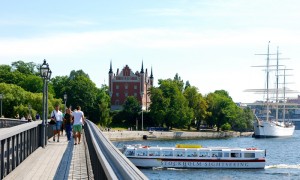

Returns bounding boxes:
[102,131,254,141]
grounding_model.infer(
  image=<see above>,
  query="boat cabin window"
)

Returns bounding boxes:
[187,151,198,157]
[223,152,230,157]
[231,153,240,158]
[149,150,160,156]
[211,151,222,157]
[125,150,135,156]
[199,151,209,157]
[175,150,185,157]
[162,150,173,157]
[136,150,148,156]
[244,153,255,158]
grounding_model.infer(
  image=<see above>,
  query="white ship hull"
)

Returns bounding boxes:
[253,120,295,138]
[128,157,265,169]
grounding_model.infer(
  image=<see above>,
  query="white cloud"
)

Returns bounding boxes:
[0,27,300,60]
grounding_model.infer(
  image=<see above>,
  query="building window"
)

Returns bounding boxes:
[115,100,119,105]
[134,93,137,97]
[134,85,137,89]
[116,85,119,89]
[125,92,128,97]
[116,93,119,97]
[125,84,128,89]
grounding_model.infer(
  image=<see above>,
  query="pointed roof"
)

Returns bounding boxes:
[140,60,144,74]
[109,60,113,73]
[150,66,153,79]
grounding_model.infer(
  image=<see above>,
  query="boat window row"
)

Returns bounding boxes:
[125,149,257,158]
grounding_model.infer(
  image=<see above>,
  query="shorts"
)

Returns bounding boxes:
[52,121,62,131]
[73,124,82,133]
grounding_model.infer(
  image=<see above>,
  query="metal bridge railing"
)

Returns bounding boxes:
[84,120,148,180]
[0,119,53,179]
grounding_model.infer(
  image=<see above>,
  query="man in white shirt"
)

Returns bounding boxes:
[51,105,63,142]
[72,106,85,145]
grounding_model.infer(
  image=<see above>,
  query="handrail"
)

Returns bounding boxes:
[0,119,53,179]
[0,121,41,141]
[85,120,148,180]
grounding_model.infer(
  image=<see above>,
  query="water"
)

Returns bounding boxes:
[113,130,300,180]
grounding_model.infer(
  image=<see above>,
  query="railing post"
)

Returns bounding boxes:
[6,137,11,175]
[12,136,16,170]
[1,139,5,179]
[16,134,19,166]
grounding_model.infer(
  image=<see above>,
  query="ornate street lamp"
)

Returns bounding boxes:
[40,59,50,148]
[0,94,3,118]
[64,93,67,111]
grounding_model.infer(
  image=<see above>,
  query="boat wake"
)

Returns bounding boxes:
[152,167,188,171]
[266,164,300,169]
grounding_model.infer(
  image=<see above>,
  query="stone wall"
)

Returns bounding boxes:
[102,131,253,141]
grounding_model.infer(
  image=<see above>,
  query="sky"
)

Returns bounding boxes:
[1,0,300,103]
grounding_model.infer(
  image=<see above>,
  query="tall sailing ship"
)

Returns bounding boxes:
[249,42,295,138]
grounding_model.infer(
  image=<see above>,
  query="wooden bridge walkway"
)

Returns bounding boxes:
[4,132,92,180]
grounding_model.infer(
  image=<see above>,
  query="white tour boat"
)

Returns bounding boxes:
[121,144,266,169]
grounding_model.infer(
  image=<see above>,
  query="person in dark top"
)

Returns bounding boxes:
[64,108,73,141]
[35,113,40,120]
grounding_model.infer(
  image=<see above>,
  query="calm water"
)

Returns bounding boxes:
[113,130,300,180]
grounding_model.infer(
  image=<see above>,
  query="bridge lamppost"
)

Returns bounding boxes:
[40,59,51,148]
[64,93,67,111]
[0,94,3,118]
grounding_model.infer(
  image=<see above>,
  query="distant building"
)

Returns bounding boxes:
[287,95,300,105]
[108,61,154,111]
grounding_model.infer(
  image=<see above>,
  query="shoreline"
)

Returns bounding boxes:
[102,131,254,141]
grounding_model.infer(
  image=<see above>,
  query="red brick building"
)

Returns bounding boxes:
[108,62,154,111]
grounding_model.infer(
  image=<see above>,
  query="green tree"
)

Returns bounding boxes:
[122,96,141,126]
[206,90,235,131]
[97,85,112,127]
[51,75,69,100]
[150,78,192,129]
[149,87,169,127]
[11,60,38,75]
[0,65,26,86]
[184,86,209,130]
[66,72,98,121]
[0,82,60,119]
[19,74,43,93]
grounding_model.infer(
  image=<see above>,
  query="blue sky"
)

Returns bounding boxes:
[1,0,300,103]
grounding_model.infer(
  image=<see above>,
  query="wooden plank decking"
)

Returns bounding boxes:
[4,132,91,180]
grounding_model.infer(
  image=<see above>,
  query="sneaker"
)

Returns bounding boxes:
[57,139,59,142]
[53,137,55,142]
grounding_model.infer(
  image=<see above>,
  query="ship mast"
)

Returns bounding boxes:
[275,47,279,122]
[266,41,270,122]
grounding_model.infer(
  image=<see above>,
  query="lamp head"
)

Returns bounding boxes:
[40,59,49,78]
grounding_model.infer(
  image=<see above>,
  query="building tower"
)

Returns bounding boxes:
[108,61,154,111]
[140,61,145,110]
[108,61,113,98]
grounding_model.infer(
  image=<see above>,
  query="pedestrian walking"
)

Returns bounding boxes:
[64,108,73,141]
[72,106,85,145]
[51,105,63,142]
[35,113,40,120]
